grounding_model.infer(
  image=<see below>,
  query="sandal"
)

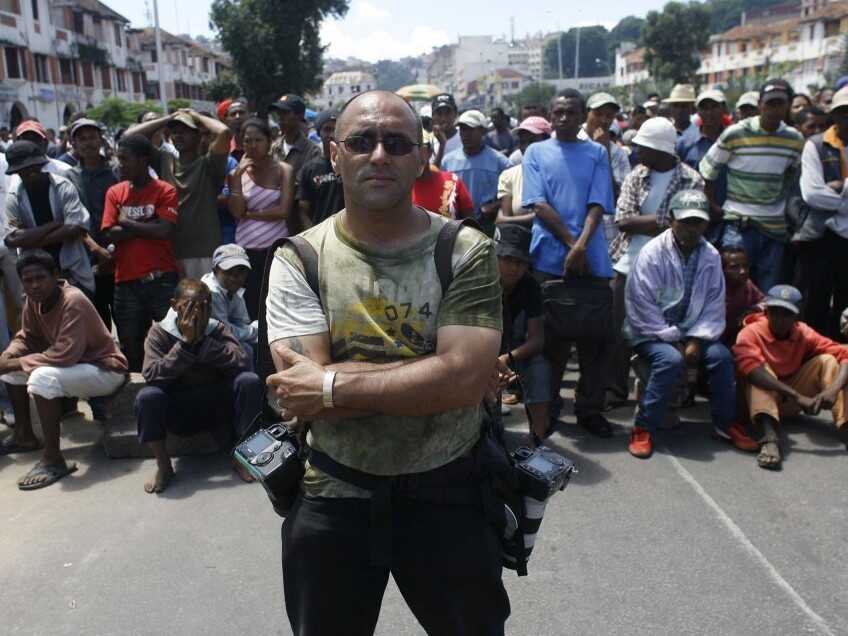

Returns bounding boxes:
[0,438,41,456]
[17,460,78,490]
[757,435,782,470]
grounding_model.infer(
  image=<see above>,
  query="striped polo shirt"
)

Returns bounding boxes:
[699,116,803,237]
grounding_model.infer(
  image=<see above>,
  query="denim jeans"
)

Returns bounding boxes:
[113,272,178,372]
[633,339,736,433]
[721,222,785,293]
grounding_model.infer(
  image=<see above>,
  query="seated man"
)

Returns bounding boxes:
[200,244,258,359]
[135,278,263,493]
[722,247,764,347]
[735,285,848,470]
[0,250,128,489]
[625,190,758,458]
[495,224,551,445]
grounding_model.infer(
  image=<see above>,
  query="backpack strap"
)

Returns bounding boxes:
[434,218,482,296]
[256,235,320,381]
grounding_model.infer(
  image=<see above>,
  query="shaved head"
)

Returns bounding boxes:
[335,90,423,144]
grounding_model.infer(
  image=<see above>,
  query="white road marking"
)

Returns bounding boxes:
[664,452,836,636]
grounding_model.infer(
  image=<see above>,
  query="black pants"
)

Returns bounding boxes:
[113,273,178,372]
[92,272,115,331]
[607,273,631,400]
[795,230,848,340]
[244,247,268,322]
[281,494,510,636]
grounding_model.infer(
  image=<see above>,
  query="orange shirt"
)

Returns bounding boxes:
[733,312,848,378]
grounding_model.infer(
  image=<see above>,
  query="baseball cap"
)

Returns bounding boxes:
[431,93,457,112]
[513,116,552,136]
[494,224,531,262]
[696,88,726,107]
[669,189,710,222]
[457,110,488,129]
[15,120,47,140]
[586,92,619,111]
[270,94,307,118]
[69,118,103,138]
[829,86,848,113]
[313,109,338,133]
[759,78,792,103]
[663,84,696,104]
[736,91,760,109]
[5,140,48,175]
[764,284,802,315]
[632,117,677,156]
[212,244,251,271]
[168,112,199,130]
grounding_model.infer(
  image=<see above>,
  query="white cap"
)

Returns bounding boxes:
[696,89,726,107]
[457,110,488,129]
[632,117,677,156]
[737,91,760,109]
[212,243,251,270]
[829,86,848,113]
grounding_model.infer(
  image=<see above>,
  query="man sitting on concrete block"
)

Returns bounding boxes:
[0,250,128,489]
[136,278,262,494]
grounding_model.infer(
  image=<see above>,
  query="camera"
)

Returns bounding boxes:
[233,422,304,515]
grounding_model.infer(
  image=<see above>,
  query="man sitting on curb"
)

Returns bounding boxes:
[135,278,263,493]
[625,190,759,459]
[734,285,848,469]
[201,244,258,361]
[0,250,128,489]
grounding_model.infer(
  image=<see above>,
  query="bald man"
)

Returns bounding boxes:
[135,278,262,493]
[265,91,509,634]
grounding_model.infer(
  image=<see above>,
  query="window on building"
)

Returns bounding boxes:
[4,47,22,78]
[81,61,93,87]
[132,71,142,93]
[825,20,839,38]
[740,42,746,53]
[0,0,21,15]
[201,57,209,73]
[150,49,157,63]
[72,10,83,34]
[100,65,111,89]
[116,69,126,91]
[114,22,121,47]
[30,0,37,20]
[59,57,75,84]
[34,53,48,82]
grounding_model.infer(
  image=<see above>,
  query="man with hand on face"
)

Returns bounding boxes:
[136,278,262,493]
[298,109,345,229]
[734,285,848,469]
[441,109,509,228]
[625,190,758,459]
[580,92,631,197]
[523,89,616,438]
[125,108,232,279]
[265,90,507,635]
[201,243,257,358]
[430,93,462,168]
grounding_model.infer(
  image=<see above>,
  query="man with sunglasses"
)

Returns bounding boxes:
[265,90,508,635]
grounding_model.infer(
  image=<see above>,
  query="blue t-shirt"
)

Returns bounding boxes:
[441,145,509,217]
[521,138,615,278]
[677,132,727,208]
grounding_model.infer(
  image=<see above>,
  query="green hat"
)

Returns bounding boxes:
[669,189,710,222]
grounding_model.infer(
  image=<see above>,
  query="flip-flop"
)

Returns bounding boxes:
[18,461,78,490]
[0,439,41,456]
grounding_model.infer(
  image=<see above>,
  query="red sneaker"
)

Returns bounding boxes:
[714,421,759,453]
[628,426,653,459]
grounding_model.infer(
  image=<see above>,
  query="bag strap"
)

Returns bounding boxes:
[434,218,481,296]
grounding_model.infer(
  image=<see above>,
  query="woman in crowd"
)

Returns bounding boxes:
[228,117,294,320]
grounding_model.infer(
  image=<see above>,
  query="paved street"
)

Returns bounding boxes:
[2,367,847,636]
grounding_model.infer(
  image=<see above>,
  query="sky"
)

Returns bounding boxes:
[106,0,668,62]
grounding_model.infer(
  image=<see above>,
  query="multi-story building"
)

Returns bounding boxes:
[129,27,231,112]
[697,0,848,92]
[615,42,651,87]
[313,70,375,110]
[424,44,456,94]
[463,67,535,110]
[0,0,147,131]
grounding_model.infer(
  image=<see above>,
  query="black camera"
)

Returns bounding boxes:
[511,445,577,502]
[233,423,304,515]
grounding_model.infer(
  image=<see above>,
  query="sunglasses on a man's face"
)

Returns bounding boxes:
[338,133,419,156]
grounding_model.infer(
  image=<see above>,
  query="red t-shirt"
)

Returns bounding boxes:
[412,167,474,219]
[101,179,179,283]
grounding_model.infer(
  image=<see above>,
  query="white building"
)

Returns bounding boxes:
[697,0,848,92]
[615,42,650,87]
[315,70,375,109]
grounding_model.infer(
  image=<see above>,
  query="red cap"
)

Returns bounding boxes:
[15,120,47,140]
[217,99,233,121]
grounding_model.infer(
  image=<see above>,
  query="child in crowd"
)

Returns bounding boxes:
[722,247,765,347]
[201,244,258,363]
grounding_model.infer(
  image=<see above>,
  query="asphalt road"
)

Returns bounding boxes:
[2,368,847,636]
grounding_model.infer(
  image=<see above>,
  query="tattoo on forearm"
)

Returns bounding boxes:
[287,338,304,355]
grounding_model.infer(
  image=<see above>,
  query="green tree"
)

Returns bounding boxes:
[167,99,192,112]
[374,59,417,92]
[210,0,348,113]
[706,0,787,33]
[544,26,612,79]
[204,71,243,102]
[608,15,646,56]
[642,1,711,83]
[87,98,163,129]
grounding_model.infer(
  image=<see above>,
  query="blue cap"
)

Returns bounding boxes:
[765,285,801,315]
[836,76,848,91]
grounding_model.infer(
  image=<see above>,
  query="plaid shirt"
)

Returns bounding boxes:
[609,162,704,263]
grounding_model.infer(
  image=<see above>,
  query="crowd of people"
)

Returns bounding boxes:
[0,76,847,498]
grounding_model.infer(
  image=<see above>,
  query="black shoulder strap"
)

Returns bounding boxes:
[257,235,320,381]
[434,218,482,296]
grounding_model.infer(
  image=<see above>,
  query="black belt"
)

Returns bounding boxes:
[307,448,480,567]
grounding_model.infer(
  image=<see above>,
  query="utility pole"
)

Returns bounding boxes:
[574,26,580,80]
[153,0,168,113]
[557,30,563,80]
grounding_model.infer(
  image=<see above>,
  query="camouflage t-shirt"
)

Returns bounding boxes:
[266,210,502,497]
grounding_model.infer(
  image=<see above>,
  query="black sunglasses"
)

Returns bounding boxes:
[338,133,419,156]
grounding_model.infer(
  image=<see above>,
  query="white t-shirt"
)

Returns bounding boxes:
[614,168,674,275]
